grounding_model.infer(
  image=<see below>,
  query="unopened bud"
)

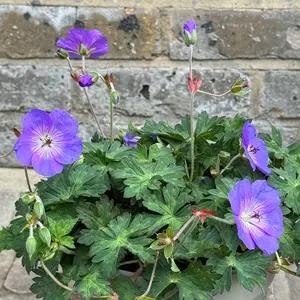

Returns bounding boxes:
[39,227,51,247]
[110,90,120,105]
[183,20,197,47]
[34,196,44,219]
[21,192,36,204]
[57,48,69,59]
[26,236,37,259]
[231,78,250,98]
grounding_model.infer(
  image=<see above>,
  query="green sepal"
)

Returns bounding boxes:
[34,201,44,219]
[164,244,173,259]
[26,236,37,259]
[110,90,120,105]
[39,227,51,247]
[80,43,88,56]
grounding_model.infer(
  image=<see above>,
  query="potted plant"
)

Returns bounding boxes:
[0,20,299,300]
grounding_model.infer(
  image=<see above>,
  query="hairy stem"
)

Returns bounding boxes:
[131,263,148,283]
[164,287,179,300]
[173,215,197,243]
[189,45,195,182]
[82,55,86,73]
[118,259,140,267]
[197,89,231,97]
[0,148,13,158]
[275,251,281,265]
[208,215,235,225]
[40,258,73,292]
[220,153,241,175]
[278,265,300,277]
[137,251,159,299]
[24,167,32,193]
[174,217,199,255]
[110,99,113,142]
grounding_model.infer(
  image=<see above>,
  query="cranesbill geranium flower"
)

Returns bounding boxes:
[14,109,82,177]
[242,121,271,176]
[183,20,197,47]
[124,134,141,148]
[228,178,283,255]
[56,28,108,58]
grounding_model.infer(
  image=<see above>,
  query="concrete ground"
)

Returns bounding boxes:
[0,168,299,300]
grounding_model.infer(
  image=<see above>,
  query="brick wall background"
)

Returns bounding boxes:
[1,0,300,167]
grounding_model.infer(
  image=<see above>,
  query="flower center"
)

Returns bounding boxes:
[241,211,261,223]
[41,135,53,148]
[248,144,259,154]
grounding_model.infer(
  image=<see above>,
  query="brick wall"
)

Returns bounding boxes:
[1,0,300,167]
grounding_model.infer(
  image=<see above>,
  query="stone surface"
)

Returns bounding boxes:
[77,7,161,59]
[0,5,76,58]
[170,10,300,60]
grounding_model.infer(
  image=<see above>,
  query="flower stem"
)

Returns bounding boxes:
[0,148,13,158]
[197,89,231,97]
[174,217,199,255]
[118,259,140,267]
[40,258,73,292]
[278,265,300,277]
[164,287,179,300]
[173,215,197,243]
[82,55,86,73]
[220,153,241,175]
[275,251,281,265]
[207,215,235,225]
[189,45,195,182]
[110,99,113,142]
[137,251,159,299]
[24,167,32,193]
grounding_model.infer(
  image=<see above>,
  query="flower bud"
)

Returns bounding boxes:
[34,196,44,219]
[183,20,197,47]
[26,236,37,259]
[56,48,69,59]
[79,73,98,88]
[21,192,36,204]
[231,78,250,98]
[39,227,51,247]
[164,244,173,259]
[110,90,120,105]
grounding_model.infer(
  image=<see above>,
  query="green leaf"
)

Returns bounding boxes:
[77,198,120,230]
[148,263,220,299]
[206,250,270,293]
[76,270,112,298]
[31,269,73,300]
[111,158,185,200]
[78,213,154,278]
[142,184,193,231]
[269,163,300,213]
[195,112,223,141]
[37,165,110,205]
[111,276,141,300]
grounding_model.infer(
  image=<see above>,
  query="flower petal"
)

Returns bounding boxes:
[56,37,79,53]
[228,178,252,215]
[246,138,271,175]
[249,224,279,255]
[242,121,256,147]
[235,216,256,250]
[31,148,63,177]
[52,136,82,165]
[22,109,52,136]
[49,110,79,141]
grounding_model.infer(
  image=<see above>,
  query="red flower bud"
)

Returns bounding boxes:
[192,208,216,224]
[188,75,203,94]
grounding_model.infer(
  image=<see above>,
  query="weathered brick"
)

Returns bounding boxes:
[0,5,76,58]
[77,7,161,59]
[170,10,300,60]
[0,64,72,112]
[261,71,300,119]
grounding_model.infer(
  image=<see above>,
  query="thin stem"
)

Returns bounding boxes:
[220,153,241,175]
[189,45,195,182]
[278,265,300,277]
[110,99,113,142]
[83,87,105,137]
[40,258,73,292]
[66,57,74,73]
[24,167,32,193]
[173,215,197,242]
[197,89,231,97]
[207,215,235,225]
[137,251,159,299]
[0,148,13,158]
[275,252,281,265]
[164,287,179,300]
[119,259,140,267]
[58,246,75,255]
[82,55,86,73]
[174,218,199,255]
[131,263,148,283]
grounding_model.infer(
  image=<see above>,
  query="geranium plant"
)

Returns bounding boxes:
[1,21,299,300]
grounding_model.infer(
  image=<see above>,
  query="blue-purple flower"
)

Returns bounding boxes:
[124,134,141,148]
[242,121,271,176]
[14,109,82,176]
[228,179,283,255]
[79,74,94,88]
[183,20,197,46]
[56,28,108,58]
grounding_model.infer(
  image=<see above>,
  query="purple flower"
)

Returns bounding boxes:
[124,134,141,148]
[242,121,271,176]
[183,20,196,34]
[79,74,94,88]
[228,179,283,255]
[56,28,108,58]
[14,109,82,177]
